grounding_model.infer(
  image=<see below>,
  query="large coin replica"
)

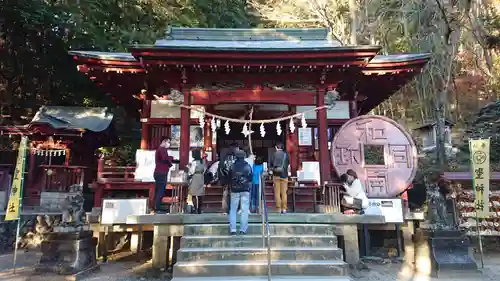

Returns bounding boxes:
[331,115,418,197]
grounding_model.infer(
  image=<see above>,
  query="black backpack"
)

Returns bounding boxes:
[218,154,236,184]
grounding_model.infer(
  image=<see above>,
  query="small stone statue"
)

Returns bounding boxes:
[60,184,86,227]
[35,215,51,234]
[425,178,454,230]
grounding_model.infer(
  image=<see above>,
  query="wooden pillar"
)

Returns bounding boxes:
[94,157,105,208]
[152,225,169,270]
[140,100,151,149]
[286,106,299,176]
[180,90,191,167]
[64,148,71,166]
[342,224,361,265]
[27,148,36,187]
[317,90,331,183]
[203,118,212,161]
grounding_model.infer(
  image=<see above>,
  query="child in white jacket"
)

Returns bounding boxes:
[340,169,369,212]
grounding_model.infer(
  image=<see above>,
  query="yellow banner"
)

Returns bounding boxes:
[5,136,28,221]
[469,139,490,218]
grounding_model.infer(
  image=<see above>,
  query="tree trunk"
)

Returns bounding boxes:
[349,0,358,45]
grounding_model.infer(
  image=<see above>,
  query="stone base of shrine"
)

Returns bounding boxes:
[120,213,385,270]
[414,229,479,277]
[36,231,99,277]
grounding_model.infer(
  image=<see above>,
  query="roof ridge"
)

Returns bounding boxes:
[162,26,330,42]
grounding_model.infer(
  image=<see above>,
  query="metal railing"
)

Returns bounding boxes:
[259,175,271,281]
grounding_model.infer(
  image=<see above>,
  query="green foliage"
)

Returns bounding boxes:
[98,140,139,166]
[0,0,257,124]
[454,101,500,171]
[0,0,114,125]
[0,0,256,163]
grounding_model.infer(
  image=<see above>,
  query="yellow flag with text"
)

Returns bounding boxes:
[5,136,28,221]
[469,139,490,218]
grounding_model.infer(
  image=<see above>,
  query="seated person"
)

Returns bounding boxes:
[339,169,368,214]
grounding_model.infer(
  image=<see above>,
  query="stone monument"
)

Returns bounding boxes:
[416,179,478,277]
[37,184,98,276]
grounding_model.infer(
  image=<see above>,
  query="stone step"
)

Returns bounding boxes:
[181,234,338,248]
[173,260,348,277]
[183,223,336,236]
[177,246,343,262]
[172,277,352,281]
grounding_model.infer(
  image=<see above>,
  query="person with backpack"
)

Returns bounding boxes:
[270,143,289,214]
[218,143,239,213]
[228,150,253,235]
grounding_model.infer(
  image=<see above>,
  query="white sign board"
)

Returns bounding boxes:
[297,161,320,184]
[298,128,312,146]
[296,102,350,120]
[364,198,404,223]
[101,198,148,225]
[134,150,156,182]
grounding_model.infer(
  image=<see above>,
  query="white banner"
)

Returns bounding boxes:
[134,149,156,182]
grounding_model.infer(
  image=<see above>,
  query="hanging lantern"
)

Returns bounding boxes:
[260,123,266,137]
[276,121,282,136]
[301,114,307,128]
[289,118,296,133]
[211,118,217,133]
[224,120,231,135]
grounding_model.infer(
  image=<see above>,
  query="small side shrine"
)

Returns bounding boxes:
[413,119,455,153]
[0,106,117,208]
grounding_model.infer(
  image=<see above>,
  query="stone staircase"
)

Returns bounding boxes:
[171,223,352,281]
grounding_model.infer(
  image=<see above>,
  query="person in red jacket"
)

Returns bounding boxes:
[153,137,174,213]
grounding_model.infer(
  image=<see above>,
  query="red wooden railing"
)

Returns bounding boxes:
[39,165,88,192]
[96,158,136,183]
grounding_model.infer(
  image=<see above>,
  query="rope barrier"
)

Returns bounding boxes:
[153,95,334,124]
[152,95,336,156]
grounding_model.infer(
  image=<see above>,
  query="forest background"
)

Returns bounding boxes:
[2,0,500,175]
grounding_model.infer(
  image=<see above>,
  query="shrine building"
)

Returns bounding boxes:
[69,27,429,211]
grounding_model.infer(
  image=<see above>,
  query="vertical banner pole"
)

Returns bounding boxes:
[469,138,489,269]
[12,218,22,272]
[474,210,485,268]
[5,136,28,272]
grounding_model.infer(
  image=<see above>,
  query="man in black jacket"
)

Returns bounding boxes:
[228,150,252,235]
[218,142,239,213]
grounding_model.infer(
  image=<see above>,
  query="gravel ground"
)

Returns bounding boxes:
[0,251,171,281]
[352,254,500,281]
[1,251,500,281]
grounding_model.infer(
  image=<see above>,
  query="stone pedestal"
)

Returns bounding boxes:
[415,229,477,277]
[38,230,98,275]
